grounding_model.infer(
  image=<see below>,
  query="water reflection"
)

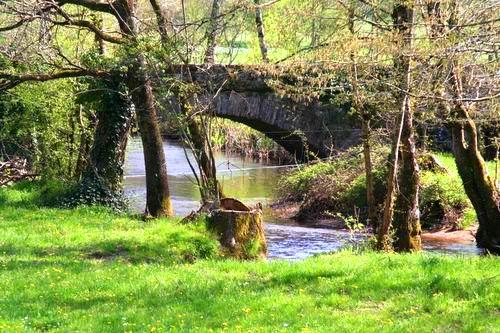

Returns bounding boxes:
[124,138,282,215]
[265,223,365,259]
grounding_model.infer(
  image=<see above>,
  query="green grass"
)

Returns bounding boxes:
[0,185,499,332]
[424,153,497,228]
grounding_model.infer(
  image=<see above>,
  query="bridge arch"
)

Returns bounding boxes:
[213,91,357,161]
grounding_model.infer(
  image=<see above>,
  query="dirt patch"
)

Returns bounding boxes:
[422,225,477,244]
[270,201,301,220]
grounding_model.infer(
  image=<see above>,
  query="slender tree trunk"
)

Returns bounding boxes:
[186,111,222,202]
[118,0,173,216]
[150,0,220,204]
[378,3,421,251]
[362,118,376,227]
[310,2,321,48]
[377,105,405,250]
[348,4,376,229]
[254,0,269,63]
[128,64,173,216]
[149,0,169,46]
[74,105,95,180]
[204,0,223,64]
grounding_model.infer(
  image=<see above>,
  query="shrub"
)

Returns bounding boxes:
[277,150,481,230]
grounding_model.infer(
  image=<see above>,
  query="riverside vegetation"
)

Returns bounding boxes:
[0,184,499,332]
[278,148,497,232]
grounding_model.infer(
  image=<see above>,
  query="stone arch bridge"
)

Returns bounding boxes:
[164,64,360,161]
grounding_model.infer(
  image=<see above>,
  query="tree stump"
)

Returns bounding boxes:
[208,199,267,259]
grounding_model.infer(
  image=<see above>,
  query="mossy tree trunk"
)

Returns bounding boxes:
[426,1,500,254]
[393,95,422,251]
[81,79,132,195]
[378,2,422,251]
[449,66,500,254]
[118,0,173,217]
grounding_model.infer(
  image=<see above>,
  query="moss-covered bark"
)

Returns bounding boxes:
[118,0,173,217]
[450,100,500,254]
[82,80,131,193]
[378,2,422,251]
[208,209,267,259]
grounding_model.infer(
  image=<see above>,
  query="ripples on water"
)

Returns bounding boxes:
[124,138,478,259]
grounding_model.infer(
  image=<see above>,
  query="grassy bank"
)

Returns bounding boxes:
[278,149,497,229]
[1,185,499,332]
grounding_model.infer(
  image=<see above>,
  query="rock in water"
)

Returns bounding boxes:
[208,199,267,259]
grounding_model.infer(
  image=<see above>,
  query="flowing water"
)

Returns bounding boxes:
[124,138,479,259]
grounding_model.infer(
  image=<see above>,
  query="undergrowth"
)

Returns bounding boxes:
[278,149,495,230]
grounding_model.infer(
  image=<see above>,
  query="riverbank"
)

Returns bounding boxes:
[0,188,499,332]
[274,150,496,232]
[270,201,479,250]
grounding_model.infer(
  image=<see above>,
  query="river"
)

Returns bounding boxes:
[124,138,479,258]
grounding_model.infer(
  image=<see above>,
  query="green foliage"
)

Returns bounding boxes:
[279,145,387,202]
[279,150,493,229]
[420,170,470,229]
[279,161,340,199]
[340,166,389,211]
[0,79,89,180]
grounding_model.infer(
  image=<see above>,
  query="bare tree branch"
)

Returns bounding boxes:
[0,69,109,91]
[56,0,115,15]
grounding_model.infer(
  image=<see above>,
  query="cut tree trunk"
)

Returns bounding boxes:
[208,199,267,259]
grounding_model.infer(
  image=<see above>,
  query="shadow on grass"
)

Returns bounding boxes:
[0,233,217,265]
